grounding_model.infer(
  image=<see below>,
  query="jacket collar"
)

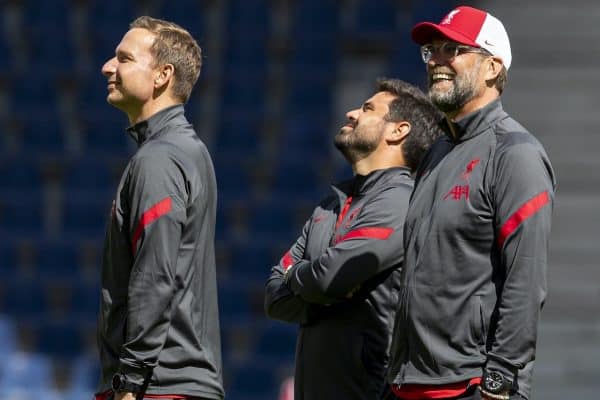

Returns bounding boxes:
[333,167,411,197]
[126,104,186,146]
[446,98,507,142]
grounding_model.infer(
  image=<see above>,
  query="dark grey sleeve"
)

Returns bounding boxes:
[264,216,312,323]
[487,141,556,381]
[118,153,187,385]
[286,185,410,304]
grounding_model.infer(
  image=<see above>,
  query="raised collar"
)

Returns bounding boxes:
[446,98,507,143]
[333,167,412,197]
[126,104,186,146]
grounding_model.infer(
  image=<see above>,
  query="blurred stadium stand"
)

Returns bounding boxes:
[2,0,596,399]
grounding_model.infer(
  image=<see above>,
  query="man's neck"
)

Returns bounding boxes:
[446,91,500,126]
[128,98,181,125]
[352,151,406,176]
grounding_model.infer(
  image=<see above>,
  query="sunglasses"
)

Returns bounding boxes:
[420,42,492,63]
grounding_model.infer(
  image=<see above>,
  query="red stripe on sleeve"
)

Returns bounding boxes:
[497,191,550,248]
[335,227,394,244]
[281,251,294,271]
[131,196,173,255]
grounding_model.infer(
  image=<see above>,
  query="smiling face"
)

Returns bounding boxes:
[101,28,159,118]
[334,91,396,163]
[426,40,488,114]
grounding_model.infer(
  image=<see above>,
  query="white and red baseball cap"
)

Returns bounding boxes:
[411,6,512,70]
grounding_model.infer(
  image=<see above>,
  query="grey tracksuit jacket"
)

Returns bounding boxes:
[388,99,556,399]
[265,167,413,400]
[97,105,224,399]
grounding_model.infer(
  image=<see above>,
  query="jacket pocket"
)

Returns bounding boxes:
[471,296,487,348]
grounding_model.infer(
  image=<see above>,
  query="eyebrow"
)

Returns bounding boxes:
[116,49,134,59]
[362,101,374,110]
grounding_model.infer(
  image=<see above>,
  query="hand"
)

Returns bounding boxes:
[114,392,137,400]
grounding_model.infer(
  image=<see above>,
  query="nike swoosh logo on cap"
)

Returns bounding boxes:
[484,40,495,46]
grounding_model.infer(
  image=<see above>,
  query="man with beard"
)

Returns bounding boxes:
[264,78,443,400]
[387,6,556,400]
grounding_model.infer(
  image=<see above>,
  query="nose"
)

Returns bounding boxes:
[102,57,117,77]
[346,109,359,122]
[428,49,447,67]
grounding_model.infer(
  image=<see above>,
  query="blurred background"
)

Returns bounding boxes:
[0,0,598,399]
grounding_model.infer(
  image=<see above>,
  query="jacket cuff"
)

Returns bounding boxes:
[485,354,520,384]
[118,360,152,386]
[283,260,308,292]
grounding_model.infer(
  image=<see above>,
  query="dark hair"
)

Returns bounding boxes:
[376,78,445,171]
[130,16,202,103]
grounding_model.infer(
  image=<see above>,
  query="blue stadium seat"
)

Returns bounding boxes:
[278,114,332,160]
[35,318,84,357]
[218,281,252,318]
[385,32,426,87]
[0,35,11,71]
[63,158,119,193]
[156,0,205,38]
[214,153,256,201]
[220,72,266,113]
[0,158,42,192]
[227,238,276,280]
[22,0,70,30]
[65,389,95,400]
[0,191,44,237]
[291,0,339,38]
[62,192,111,237]
[71,282,100,319]
[284,71,334,112]
[35,240,80,280]
[410,1,457,24]
[27,27,77,74]
[0,315,17,356]
[226,0,270,38]
[214,110,264,154]
[0,352,52,390]
[2,279,46,318]
[89,27,129,76]
[226,359,279,399]
[79,74,113,112]
[255,321,297,364]
[9,73,57,114]
[80,107,133,156]
[270,155,329,201]
[69,354,99,391]
[21,113,65,156]
[354,0,399,37]
[248,200,297,239]
[0,242,16,276]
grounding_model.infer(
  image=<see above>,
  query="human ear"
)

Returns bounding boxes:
[485,57,503,81]
[387,121,411,143]
[154,64,175,88]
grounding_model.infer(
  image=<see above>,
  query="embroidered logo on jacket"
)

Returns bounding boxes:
[443,185,470,201]
[461,158,480,181]
[444,159,480,201]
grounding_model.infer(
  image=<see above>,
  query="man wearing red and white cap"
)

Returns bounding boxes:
[387,6,556,400]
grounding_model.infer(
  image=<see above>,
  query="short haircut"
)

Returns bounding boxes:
[376,78,445,171]
[130,16,202,103]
